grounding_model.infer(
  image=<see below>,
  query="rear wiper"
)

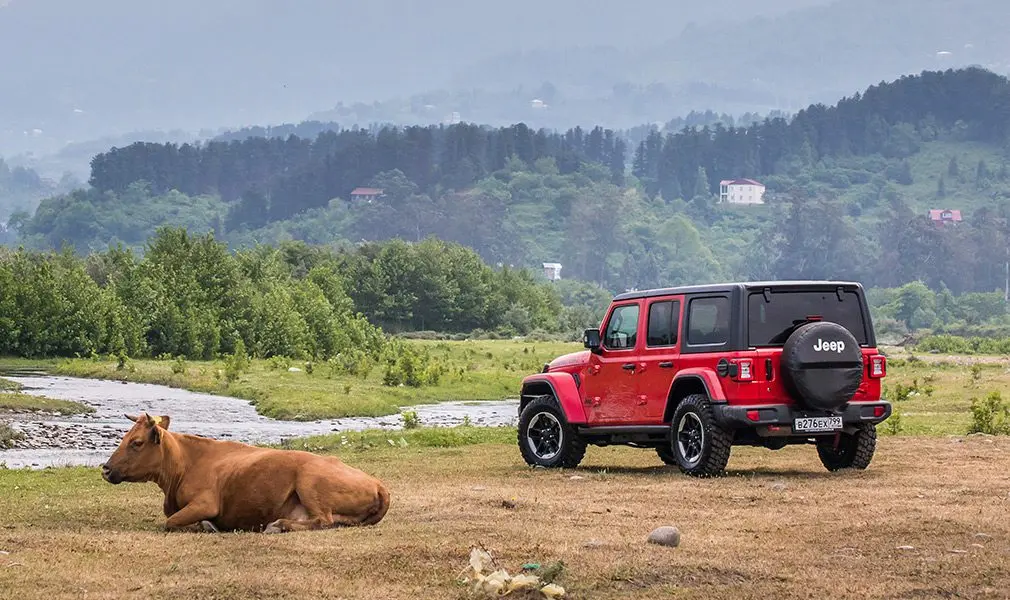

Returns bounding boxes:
[768,317,821,344]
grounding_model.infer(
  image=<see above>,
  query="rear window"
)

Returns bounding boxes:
[747,290,868,346]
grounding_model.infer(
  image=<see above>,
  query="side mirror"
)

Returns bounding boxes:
[583,328,602,354]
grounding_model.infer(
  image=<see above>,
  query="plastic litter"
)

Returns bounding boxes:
[461,547,566,598]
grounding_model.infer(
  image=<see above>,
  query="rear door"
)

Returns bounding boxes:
[675,293,735,388]
[637,295,684,423]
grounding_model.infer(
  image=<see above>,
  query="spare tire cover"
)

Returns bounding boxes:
[780,321,863,411]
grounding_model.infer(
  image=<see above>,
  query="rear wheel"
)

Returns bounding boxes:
[816,424,877,471]
[517,395,587,469]
[663,394,733,477]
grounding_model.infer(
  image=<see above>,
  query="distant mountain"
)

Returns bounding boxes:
[443,0,1010,121]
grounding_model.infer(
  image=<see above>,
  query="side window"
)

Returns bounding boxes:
[647,300,681,347]
[603,304,640,350]
[687,296,730,346]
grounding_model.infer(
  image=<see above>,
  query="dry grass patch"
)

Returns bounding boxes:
[1,437,1009,599]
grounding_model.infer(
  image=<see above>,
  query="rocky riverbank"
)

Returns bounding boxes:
[0,374,519,469]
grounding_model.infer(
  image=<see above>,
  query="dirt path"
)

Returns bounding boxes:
[0,374,518,469]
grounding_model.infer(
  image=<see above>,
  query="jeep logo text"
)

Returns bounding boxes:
[813,338,845,353]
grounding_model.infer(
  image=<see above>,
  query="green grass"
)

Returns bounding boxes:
[0,392,94,415]
[3,338,1009,438]
[877,350,1010,436]
[274,422,513,454]
[45,340,580,421]
[276,425,516,454]
[0,376,22,392]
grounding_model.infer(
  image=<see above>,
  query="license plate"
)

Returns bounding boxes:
[793,416,843,433]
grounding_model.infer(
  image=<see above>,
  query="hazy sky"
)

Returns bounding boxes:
[1,0,1004,159]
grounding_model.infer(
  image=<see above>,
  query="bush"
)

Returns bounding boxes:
[327,349,373,378]
[401,410,420,429]
[224,338,250,383]
[968,391,1010,435]
[380,341,446,388]
[883,409,904,436]
[0,421,24,449]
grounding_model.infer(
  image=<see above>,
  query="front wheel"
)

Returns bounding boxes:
[665,394,733,477]
[517,396,587,469]
[816,423,877,471]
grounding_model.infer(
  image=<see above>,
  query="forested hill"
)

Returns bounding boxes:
[85,123,628,226]
[16,68,1010,303]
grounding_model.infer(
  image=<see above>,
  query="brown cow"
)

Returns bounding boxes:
[101,413,390,533]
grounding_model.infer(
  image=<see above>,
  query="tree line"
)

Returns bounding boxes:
[88,123,627,228]
[0,228,582,360]
[632,67,1010,202]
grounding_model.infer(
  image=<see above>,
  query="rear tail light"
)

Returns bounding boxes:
[746,410,760,422]
[869,355,886,378]
[873,405,886,418]
[735,359,754,382]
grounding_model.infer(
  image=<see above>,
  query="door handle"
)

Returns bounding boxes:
[622,363,636,371]
[658,361,674,369]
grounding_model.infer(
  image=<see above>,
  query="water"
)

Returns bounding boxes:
[0,375,519,469]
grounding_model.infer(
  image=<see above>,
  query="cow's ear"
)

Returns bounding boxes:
[149,424,162,445]
[125,414,139,423]
[153,415,170,430]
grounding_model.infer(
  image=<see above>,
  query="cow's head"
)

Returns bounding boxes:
[101,413,172,485]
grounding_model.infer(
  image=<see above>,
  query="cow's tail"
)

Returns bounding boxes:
[361,482,390,526]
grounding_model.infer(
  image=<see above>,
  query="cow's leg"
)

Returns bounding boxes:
[263,487,352,533]
[164,498,218,533]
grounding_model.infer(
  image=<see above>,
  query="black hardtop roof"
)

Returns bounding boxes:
[611,280,865,302]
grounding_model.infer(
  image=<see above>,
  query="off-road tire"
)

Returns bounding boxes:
[655,445,677,466]
[517,395,587,469]
[665,394,733,477]
[816,423,877,471]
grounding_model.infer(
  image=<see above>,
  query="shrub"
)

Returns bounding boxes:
[968,391,1010,435]
[224,338,250,383]
[171,356,187,375]
[401,410,420,429]
[969,363,983,385]
[268,355,292,370]
[883,409,903,436]
[380,341,445,388]
[327,349,373,379]
[0,421,24,449]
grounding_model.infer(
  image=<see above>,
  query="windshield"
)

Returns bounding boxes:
[747,290,868,346]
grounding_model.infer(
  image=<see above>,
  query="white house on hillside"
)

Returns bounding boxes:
[542,262,562,281]
[719,179,766,204]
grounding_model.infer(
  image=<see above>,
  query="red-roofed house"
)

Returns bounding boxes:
[719,178,765,204]
[928,209,962,227]
[349,187,384,203]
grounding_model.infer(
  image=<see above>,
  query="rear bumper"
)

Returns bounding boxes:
[713,401,892,431]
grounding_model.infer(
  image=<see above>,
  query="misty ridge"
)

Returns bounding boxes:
[2,0,1006,162]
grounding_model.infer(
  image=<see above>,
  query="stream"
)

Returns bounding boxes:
[0,374,519,470]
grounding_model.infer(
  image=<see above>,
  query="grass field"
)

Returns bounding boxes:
[1,343,1009,597]
[30,340,579,420]
[0,435,1007,599]
[879,347,1010,436]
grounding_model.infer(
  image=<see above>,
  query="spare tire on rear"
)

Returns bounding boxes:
[780,321,863,411]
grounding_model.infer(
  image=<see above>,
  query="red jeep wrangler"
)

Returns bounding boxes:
[517,281,891,476]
